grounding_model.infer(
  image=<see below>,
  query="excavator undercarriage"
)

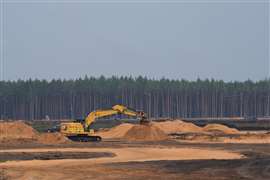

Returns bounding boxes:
[67,135,102,142]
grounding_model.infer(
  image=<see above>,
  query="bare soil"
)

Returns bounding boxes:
[1,120,270,180]
[0,142,269,180]
[0,146,243,180]
[0,151,114,162]
[0,122,69,145]
[123,124,168,141]
[0,121,38,140]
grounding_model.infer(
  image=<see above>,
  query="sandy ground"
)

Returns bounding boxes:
[0,142,270,180]
[1,121,270,180]
[0,147,243,180]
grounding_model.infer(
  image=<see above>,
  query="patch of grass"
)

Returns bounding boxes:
[0,160,7,163]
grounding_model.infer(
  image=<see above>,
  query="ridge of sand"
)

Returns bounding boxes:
[0,120,259,144]
[153,120,203,134]
[96,120,240,141]
[0,121,68,144]
[202,124,239,134]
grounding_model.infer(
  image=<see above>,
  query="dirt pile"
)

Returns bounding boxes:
[153,120,240,135]
[0,121,38,140]
[37,132,69,144]
[153,120,203,134]
[96,123,168,141]
[96,123,134,138]
[97,120,240,141]
[202,124,240,134]
[0,121,69,144]
[123,124,168,141]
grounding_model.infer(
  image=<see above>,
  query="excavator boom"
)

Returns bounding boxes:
[84,109,119,129]
[84,105,147,129]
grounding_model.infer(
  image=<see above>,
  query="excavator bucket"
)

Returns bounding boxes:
[135,111,150,125]
[139,117,151,125]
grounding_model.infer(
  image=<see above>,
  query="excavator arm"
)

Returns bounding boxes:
[113,105,147,122]
[84,109,119,129]
[84,104,148,129]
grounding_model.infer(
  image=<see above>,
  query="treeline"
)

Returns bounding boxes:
[0,76,269,120]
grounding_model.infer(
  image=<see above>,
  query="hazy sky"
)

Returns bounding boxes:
[1,1,269,81]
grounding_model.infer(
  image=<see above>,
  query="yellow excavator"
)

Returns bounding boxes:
[60,104,147,142]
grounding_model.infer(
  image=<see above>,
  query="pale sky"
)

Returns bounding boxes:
[1,0,269,81]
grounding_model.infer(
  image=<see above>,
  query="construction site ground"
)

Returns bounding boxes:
[1,140,270,180]
[0,120,270,180]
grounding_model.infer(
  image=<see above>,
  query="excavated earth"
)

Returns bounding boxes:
[0,120,270,180]
[1,120,269,144]
[0,121,69,145]
[96,120,270,143]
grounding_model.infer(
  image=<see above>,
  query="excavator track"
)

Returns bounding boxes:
[67,135,102,142]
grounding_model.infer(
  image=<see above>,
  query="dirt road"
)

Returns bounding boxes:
[0,147,243,180]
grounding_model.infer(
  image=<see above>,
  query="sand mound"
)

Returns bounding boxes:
[97,123,168,141]
[153,120,239,135]
[203,124,239,134]
[0,121,69,144]
[96,123,134,138]
[123,124,168,141]
[0,121,38,140]
[153,120,203,134]
[97,120,239,141]
[37,132,69,144]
